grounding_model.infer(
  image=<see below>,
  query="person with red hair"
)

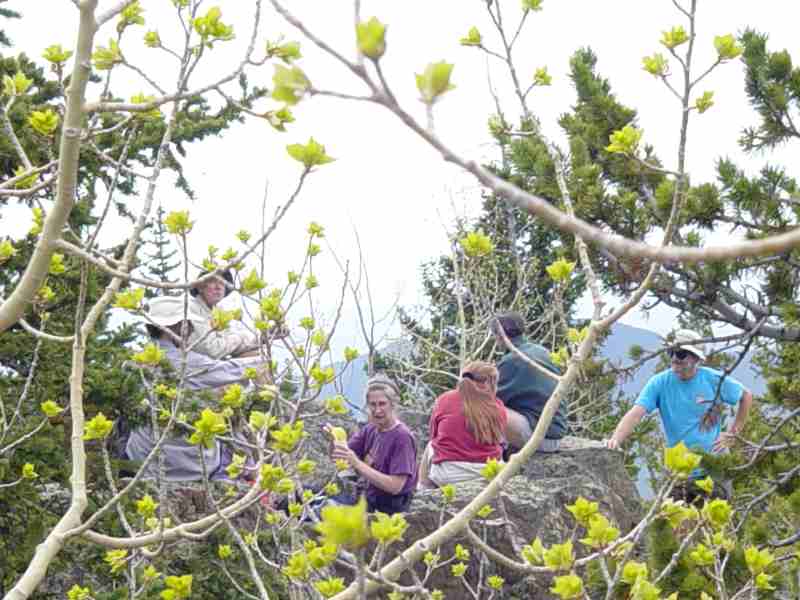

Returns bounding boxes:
[419,361,507,488]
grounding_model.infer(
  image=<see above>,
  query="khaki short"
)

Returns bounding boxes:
[420,442,499,487]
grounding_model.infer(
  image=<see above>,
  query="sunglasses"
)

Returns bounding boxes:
[669,349,695,360]
[462,372,488,383]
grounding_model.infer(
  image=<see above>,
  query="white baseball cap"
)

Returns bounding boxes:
[669,329,706,361]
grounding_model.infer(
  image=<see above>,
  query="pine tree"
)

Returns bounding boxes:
[140,205,181,293]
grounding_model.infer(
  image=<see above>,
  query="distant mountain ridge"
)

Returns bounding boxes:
[327,322,764,416]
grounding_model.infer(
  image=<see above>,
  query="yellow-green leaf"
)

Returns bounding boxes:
[286,137,335,169]
[416,61,455,104]
[370,512,408,545]
[28,109,60,136]
[93,39,123,70]
[714,34,743,61]
[460,230,494,257]
[21,462,38,479]
[113,288,145,311]
[694,90,715,114]
[606,124,643,155]
[660,25,689,49]
[546,258,576,282]
[521,0,544,11]
[118,1,145,33]
[663,441,701,478]
[543,540,574,571]
[642,53,669,77]
[356,17,386,60]
[144,30,161,48]
[83,413,114,441]
[164,210,193,234]
[188,408,227,449]
[460,26,482,47]
[40,400,64,418]
[49,253,66,275]
[132,343,165,366]
[533,66,552,86]
[272,64,310,105]
[316,497,370,549]
[42,44,73,64]
[0,240,17,263]
[550,573,583,599]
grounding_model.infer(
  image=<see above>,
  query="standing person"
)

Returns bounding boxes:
[189,268,261,359]
[492,312,567,455]
[607,329,754,501]
[126,296,268,482]
[419,361,507,488]
[328,375,418,514]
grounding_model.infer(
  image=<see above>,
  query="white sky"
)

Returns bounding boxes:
[4,0,799,352]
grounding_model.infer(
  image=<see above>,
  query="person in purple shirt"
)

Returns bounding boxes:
[328,375,418,514]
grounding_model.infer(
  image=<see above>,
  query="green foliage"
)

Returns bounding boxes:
[192,7,235,45]
[459,230,494,257]
[189,409,227,448]
[415,61,455,104]
[286,137,335,169]
[316,497,370,549]
[533,66,553,86]
[356,17,386,59]
[606,125,643,155]
[92,39,123,70]
[642,53,669,76]
[460,26,482,47]
[661,25,689,49]
[664,442,702,478]
[551,573,584,599]
[83,413,114,441]
[272,64,310,105]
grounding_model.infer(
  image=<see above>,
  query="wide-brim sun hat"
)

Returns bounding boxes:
[190,268,234,298]
[145,296,204,327]
[668,329,706,361]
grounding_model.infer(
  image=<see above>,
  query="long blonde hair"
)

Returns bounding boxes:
[458,361,504,445]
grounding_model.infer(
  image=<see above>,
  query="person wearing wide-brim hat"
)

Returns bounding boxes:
[187,268,261,359]
[125,296,269,482]
[606,328,754,503]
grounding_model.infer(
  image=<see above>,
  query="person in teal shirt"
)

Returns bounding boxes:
[607,329,754,492]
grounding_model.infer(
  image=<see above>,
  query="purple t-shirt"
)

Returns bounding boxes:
[348,422,418,509]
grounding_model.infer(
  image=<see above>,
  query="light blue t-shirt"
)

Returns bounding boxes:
[636,366,744,454]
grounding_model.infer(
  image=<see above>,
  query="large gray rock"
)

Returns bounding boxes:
[383,437,641,598]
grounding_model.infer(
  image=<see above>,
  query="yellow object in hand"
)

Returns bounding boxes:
[335,459,349,471]
[329,426,347,442]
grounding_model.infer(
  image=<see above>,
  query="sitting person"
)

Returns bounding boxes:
[492,312,567,454]
[188,268,262,359]
[125,296,268,482]
[419,361,507,488]
[327,375,418,514]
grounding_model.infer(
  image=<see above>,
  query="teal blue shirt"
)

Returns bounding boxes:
[636,366,744,454]
[496,336,567,440]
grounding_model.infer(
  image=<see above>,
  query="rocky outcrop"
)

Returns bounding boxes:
[386,436,642,598]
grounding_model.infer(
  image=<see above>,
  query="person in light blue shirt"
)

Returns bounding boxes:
[607,329,753,475]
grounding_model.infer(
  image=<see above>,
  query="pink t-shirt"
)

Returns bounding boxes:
[429,390,506,464]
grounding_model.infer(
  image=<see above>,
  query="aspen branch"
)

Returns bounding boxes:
[0,1,97,335]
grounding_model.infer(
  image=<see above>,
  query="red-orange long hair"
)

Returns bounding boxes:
[458,361,504,445]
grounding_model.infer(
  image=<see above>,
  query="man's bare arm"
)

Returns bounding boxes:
[606,405,647,449]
